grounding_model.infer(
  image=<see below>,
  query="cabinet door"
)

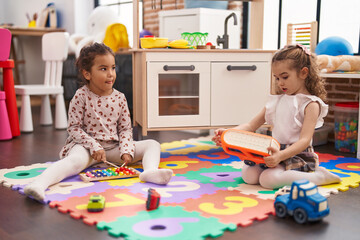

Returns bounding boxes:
[147,62,210,128]
[211,62,271,126]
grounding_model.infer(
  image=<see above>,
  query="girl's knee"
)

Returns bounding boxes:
[148,139,161,148]
[134,139,161,162]
[259,172,275,189]
[242,165,262,185]
[259,166,285,189]
[139,139,161,150]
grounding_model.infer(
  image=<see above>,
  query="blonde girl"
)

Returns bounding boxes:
[213,44,340,189]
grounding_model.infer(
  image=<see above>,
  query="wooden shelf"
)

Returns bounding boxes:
[321,73,360,79]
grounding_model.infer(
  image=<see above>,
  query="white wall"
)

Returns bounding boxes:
[0,0,93,84]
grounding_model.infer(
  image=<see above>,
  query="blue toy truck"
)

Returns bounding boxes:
[274,179,329,224]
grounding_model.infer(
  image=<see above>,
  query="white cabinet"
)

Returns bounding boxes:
[158,8,240,49]
[147,61,210,127]
[211,62,271,126]
[132,50,274,136]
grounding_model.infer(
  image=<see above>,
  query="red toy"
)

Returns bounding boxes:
[146,188,160,211]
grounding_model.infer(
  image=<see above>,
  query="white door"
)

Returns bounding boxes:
[211,62,271,126]
[147,62,210,128]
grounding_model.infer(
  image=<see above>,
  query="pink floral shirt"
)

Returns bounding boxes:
[59,85,134,159]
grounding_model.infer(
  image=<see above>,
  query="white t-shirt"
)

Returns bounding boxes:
[265,94,328,145]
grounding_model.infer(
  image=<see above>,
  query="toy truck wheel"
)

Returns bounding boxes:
[259,163,268,169]
[244,160,256,166]
[274,202,287,218]
[293,208,307,224]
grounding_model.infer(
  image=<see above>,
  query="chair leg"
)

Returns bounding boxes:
[40,95,53,125]
[19,94,33,132]
[55,94,67,129]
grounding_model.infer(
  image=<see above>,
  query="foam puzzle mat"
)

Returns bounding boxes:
[1,136,360,239]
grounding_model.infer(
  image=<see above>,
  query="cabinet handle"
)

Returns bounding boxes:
[163,65,195,71]
[227,65,257,71]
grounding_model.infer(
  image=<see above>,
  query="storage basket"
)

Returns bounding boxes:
[334,102,358,153]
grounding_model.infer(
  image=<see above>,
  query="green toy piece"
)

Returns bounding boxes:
[87,195,106,212]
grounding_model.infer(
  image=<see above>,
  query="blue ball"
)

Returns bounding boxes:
[315,36,353,56]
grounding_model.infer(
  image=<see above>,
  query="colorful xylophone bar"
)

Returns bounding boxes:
[79,166,141,182]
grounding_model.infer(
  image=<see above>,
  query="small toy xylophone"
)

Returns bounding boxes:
[79,166,141,182]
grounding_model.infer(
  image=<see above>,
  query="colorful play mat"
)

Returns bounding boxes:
[1,136,359,239]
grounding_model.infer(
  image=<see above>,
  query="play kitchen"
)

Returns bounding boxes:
[132,49,275,136]
[131,1,274,136]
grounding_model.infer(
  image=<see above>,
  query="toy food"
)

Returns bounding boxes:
[140,37,168,49]
[168,39,190,49]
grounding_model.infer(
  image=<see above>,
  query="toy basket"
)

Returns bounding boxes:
[334,102,358,153]
[181,32,208,46]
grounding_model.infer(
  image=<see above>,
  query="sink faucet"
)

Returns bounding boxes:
[217,13,238,49]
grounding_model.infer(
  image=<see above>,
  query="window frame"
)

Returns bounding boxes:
[276,0,359,55]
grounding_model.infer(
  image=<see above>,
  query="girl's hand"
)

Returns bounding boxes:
[92,149,106,162]
[212,128,226,147]
[263,146,282,168]
[121,153,133,166]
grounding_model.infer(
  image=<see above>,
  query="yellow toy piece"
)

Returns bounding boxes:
[28,20,36,28]
[168,39,191,49]
[103,23,129,52]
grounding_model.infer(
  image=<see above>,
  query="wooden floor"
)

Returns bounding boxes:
[0,107,359,240]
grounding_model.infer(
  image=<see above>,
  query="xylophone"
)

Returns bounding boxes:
[79,166,141,182]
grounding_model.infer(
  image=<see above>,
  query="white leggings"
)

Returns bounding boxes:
[242,163,340,189]
[34,139,161,188]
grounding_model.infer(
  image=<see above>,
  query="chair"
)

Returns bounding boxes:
[15,32,69,132]
[287,21,318,52]
[0,28,20,137]
[0,91,12,140]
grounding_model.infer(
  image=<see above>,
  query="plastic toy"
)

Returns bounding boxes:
[140,37,168,49]
[274,179,329,224]
[221,129,280,169]
[79,166,141,182]
[274,185,291,198]
[87,195,106,212]
[168,39,191,49]
[334,102,358,153]
[146,188,160,211]
[68,6,129,56]
[181,32,208,47]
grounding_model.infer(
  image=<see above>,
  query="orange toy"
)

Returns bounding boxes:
[221,129,280,168]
